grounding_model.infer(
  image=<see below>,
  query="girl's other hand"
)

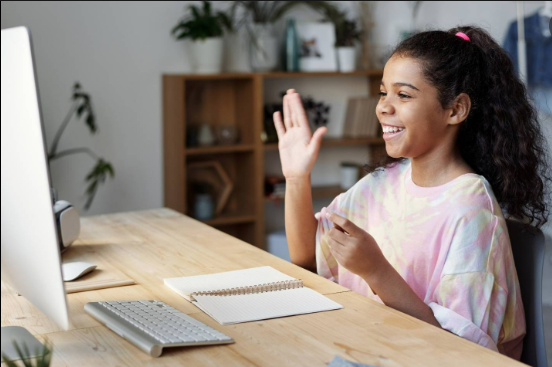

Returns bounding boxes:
[273,89,327,180]
[324,211,390,282]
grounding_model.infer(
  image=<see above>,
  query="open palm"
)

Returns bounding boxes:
[273,90,327,180]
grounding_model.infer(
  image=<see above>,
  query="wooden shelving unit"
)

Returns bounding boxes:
[163,70,387,249]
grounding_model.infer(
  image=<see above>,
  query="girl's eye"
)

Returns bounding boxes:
[378,92,410,99]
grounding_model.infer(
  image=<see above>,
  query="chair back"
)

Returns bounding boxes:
[505,219,547,367]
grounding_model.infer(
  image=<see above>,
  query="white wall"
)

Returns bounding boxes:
[2,1,551,304]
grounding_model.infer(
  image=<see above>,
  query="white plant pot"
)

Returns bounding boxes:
[250,23,278,72]
[337,47,357,72]
[188,37,223,74]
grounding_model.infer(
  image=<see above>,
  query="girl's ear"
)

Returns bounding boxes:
[448,93,472,126]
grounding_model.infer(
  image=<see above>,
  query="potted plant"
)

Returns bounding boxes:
[171,1,232,74]
[229,1,303,71]
[335,19,362,72]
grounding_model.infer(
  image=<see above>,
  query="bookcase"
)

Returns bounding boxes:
[163,70,387,249]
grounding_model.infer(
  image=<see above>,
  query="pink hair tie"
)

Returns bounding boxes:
[455,32,470,42]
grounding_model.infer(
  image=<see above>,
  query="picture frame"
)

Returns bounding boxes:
[296,22,337,72]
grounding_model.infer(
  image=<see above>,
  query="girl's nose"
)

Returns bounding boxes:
[376,100,394,116]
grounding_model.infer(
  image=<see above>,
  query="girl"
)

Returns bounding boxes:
[273,26,551,360]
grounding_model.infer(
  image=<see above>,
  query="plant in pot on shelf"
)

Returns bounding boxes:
[229,1,303,71]
[171,1,232,74]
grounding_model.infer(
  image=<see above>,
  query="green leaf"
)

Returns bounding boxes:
[76,103,85,118]
[84,159,115,210]
[85,112,97,134]
[203,1,211,16]
[190,4,200,19]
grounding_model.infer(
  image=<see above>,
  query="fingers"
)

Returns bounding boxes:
[283,94,293,129]
[289,93,309,128]
[327,236,346,263]
[325,212,358,236]
[273,111,286,140]
[328,227,350,244]
[308,126,327,156]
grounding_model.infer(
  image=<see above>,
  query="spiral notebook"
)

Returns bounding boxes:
[163,266,343,325]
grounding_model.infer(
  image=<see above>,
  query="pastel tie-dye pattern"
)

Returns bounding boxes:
[315,158,526,360]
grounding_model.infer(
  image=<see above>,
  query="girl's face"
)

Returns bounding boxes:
[376,55,456,159]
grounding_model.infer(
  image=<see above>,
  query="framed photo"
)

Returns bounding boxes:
[296,22,337,72]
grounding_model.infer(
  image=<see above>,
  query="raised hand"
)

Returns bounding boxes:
[273,89,327,180]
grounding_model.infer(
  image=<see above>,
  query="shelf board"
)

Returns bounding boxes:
[260,70,383,78]
[163,69,383,80]
[264,185,345,202]
[263,137,384,150]
[186,144,255,155]
[202,213,257,226]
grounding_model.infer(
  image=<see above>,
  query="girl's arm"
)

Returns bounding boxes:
[369,263,443,329]
[285,177,318,271]
[324,212,444,329]
[273,89,327,272]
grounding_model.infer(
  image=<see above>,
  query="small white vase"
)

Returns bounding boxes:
[337,47,357,72]
[250,23,278,72]
[224,32,252,73]
[188,37,223,74]
[198,124,216,146]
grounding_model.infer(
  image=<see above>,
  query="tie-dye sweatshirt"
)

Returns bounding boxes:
[315,158,526,360]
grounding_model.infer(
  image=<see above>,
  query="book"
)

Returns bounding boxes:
[342,98,357,138]
[164,266,343,325]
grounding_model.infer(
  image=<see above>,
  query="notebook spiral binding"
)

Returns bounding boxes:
[190,279,304,301]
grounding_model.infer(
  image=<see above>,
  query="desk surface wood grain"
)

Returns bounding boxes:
[1,208,525,366]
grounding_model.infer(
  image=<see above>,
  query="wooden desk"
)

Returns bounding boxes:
[1,208,525,366]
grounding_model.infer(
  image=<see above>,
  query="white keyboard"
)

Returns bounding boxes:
[84,300,233,357]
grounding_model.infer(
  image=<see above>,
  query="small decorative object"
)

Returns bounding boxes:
[301,95,330,128]
[340,162,359,190]
[171,1,232,74]
[263,91,331,144]
[283,18,300,72]
[250,23,279,72]
[217,126,239,145]
[192,182,215,220]
[197,124,216,146]
[228,1,302,71]
[48,82,115,211]
[188,161,233,216]
[296,22,337,72]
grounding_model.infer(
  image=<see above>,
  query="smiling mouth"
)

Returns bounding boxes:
[382,128,406,141]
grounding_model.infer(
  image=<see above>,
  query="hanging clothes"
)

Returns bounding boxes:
[502,11,552,88]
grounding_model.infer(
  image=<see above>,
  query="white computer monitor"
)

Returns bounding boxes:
[1,26,70,359]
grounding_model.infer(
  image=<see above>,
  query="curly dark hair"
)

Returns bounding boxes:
[365,25,551,229]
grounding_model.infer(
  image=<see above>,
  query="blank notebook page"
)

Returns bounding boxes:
[164,266,296,299]
[193,287,343,325]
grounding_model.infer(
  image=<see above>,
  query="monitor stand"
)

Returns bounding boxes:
[1,326,46,361]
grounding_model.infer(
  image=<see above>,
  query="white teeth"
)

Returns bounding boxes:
[383,126,405,133]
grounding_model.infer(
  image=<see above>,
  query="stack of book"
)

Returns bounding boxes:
[341,97,380,138]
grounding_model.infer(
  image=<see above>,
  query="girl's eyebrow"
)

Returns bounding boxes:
[380,81,420,91]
